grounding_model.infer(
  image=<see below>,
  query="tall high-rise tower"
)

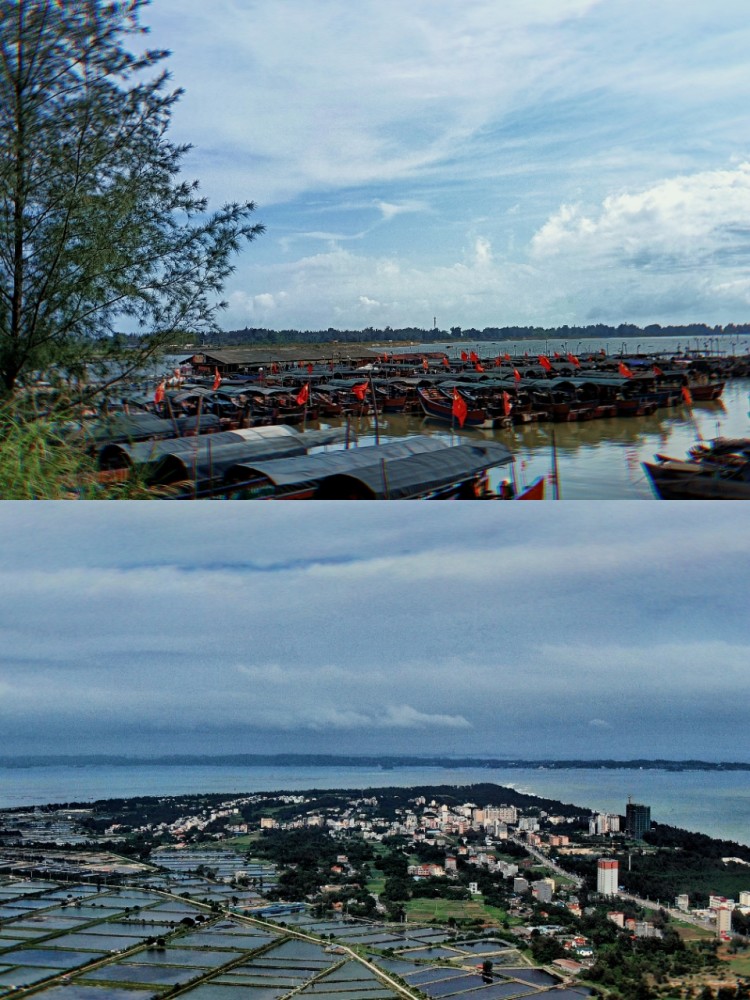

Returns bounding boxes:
[597,859,619,896]
[625,801,651,840]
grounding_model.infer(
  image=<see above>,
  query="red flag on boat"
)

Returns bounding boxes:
[514,368,522,382]
[153,380,166,405]
[442,356,450,368]
[423,357,429,370]
[554,351,561,359]
[653,364,664,376]
[452,388,468,428]
[469,351,479,363]
[475,363,485,372]
[307,362,314,374]
[212,367,222,390]
[296,383,310,406]
[502,391,512,417]
[618,362,633,378]
[538,355,552,371]
[271,362,279,374]
[567,353,580,367]
[352,382,368,401]
[600,348,606,356]
[494,356,501,366]
[460,351,468,361]
[504,352,511,361]
[682,385,693,405]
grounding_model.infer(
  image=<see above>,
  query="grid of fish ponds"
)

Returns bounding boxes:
[0,880,402,999]
[1,877,592,999]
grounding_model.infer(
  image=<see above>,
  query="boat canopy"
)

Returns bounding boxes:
[312,442,514,499]
[99,425,346,474]
[82,412,177,444]
[225,435,450,490]
[225,437,513,497]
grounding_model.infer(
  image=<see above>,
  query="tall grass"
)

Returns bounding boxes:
[0,404,152,499]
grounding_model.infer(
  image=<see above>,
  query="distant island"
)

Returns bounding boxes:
[1,754,749,771]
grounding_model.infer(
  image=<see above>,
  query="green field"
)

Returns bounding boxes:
[404,895,509,926]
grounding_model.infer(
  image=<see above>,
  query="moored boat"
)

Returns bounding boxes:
[643,438,750,499]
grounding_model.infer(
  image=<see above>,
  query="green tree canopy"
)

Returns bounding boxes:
[0,0,263,394]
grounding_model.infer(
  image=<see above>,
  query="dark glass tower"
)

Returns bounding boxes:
[625,801,651,840]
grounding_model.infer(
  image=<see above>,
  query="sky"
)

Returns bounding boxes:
[137,0,750,332]
[1,503,748,761]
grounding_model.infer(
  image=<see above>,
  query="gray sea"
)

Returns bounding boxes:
[1,763,748,846]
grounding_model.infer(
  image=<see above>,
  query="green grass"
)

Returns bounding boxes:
[726,952,750,976]
[220,833,261,849]
[404,895,510,926]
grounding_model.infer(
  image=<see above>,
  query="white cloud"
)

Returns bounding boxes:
[531,162,750,269]
[376,200,429,221]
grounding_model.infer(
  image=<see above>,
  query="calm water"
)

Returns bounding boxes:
[1,764,748,846]
[333,379,749,499]
[167,335,750,499]
[329,332,750,499]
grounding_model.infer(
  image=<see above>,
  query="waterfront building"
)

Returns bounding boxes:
[597,858,619,896]
[625,801,651,840]
[740,891,750,907]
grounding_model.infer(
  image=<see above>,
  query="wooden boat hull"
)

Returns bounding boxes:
[689,382,725,401]
[643,461,750,499]
[417,388,489,427]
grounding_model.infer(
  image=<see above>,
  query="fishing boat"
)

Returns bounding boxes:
[417,387,490,427]
[643,438,750,499]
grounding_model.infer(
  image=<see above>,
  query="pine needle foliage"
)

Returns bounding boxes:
[0,0,263,396]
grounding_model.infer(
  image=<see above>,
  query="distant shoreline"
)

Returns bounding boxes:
[1,754,748,771]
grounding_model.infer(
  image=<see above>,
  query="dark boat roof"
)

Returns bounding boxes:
[99,425,346,475]
[313,442,514,499]
[226,436,512,496]
[226,435,450,488]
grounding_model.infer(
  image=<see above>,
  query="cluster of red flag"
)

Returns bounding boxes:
[452,388,468,428]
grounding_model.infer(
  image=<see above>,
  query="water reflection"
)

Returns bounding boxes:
[318,379,749,499]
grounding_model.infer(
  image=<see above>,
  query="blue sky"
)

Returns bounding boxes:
[1,504,747,760]
[139,0,750,331]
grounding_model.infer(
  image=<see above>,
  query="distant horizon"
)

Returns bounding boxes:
[2,753,750,769]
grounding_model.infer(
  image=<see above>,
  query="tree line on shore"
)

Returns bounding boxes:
[155,321,750,350]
